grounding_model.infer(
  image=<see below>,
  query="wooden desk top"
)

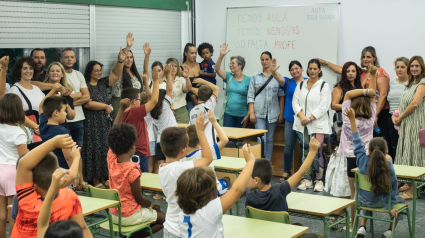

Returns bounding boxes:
[177,123,267,139]
[287,192,355,217]
[352,165,425,179]
[223,215,308,238]
[140,173,162,192]
[78,196,119,216]
[212,156,246,171]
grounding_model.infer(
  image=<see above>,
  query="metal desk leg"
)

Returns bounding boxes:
[321,216,329,238]
[258,135,265,159]
[345,208,350,238]
[412,180,417,238]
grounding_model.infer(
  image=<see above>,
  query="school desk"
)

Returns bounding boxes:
[78,196,119,216]
[352,165,425,238]
[223,214,309,238]
[287,192,354,238]
[140,172,162,192]
[176,123,268,158]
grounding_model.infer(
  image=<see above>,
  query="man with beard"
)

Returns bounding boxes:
[30,48,54,92]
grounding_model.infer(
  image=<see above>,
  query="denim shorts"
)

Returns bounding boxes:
[358,193,405,221]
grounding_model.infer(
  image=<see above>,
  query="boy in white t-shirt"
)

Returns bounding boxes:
[175,143,255,238]
[158,112,213,238]
[181,110,229,196]
[189,78,220,147]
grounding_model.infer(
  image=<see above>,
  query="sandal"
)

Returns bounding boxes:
[399,183,410,192]
[399,191,414,200]
[94,183,106,189]
[280,173,290,182]
[75,182,88,192]
[153,193,164,200]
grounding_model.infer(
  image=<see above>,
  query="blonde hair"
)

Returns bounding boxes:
[165,58,180,79]
[44,62,73,92]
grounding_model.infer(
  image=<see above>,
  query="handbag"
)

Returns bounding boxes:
[335,111,343,127]
[420,127,425,146]
[13,85,42,143]
[219,75,233,126]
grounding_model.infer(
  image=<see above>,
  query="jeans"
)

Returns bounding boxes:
[223,113,245,128]
[283,119,299,173]
[67,120,84,147]
[163,228,181,238]
[133,152,149,173]
[387,115,399,160]
[296,127,324,181]
[186,99,195,115]
[358,193,405,221]
[255,116,277,161]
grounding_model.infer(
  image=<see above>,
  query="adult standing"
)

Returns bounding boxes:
[292,59,331,192]
[215,43,251,128]
[394,56,425,200]
[387,57,409,159]
[276,60,307,180]
[181,43,201,113]
[319,46,390,137]
[82,47,126,188]
[165,58,191,123]
[30,49,48,85]
[247,51,285,162]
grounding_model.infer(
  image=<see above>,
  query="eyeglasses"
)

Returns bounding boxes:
[132,98,142,103]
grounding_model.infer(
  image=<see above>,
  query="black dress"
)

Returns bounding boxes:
[82,77,112,182]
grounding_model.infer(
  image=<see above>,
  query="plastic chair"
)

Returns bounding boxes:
[86,185,154,238]
[351,171,412,238]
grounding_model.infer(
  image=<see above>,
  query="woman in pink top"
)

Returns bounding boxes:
[338,64,377,231]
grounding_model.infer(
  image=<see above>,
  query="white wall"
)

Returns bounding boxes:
[195,0,425,115]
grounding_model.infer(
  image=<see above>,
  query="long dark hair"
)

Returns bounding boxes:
[367,138,391,195]
[44,220,83,238]
[336,61,362,92]
[84,61,103,83]
[183,43,196,63]
[122,50,143,91]
[150,89,167,120]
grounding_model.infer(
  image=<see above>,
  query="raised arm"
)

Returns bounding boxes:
[181,65,192,93]
[287,138,320,188]
[208,110,229,150]
[145,68,159,113]
[344,65,377,101]
[143,42,151,75]
[142,74,151,100]
[113,98,130,126]
[214,43,229,80]
[108,47,126,86]
[192,112,214,167]
[164,63,173,98]
[38,83,62,114]
[193,78,220,97]
[220,144,255,213]
[0,56,9,98]
[271,58,285,86]
[318,58,342,75]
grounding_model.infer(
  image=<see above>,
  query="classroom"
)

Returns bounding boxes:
[1,0,425,237]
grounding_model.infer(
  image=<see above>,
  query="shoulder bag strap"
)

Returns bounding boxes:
[13,85,33,111]
[255,74,274,98]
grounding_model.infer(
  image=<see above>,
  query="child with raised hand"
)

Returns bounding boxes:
[176,143,255,238]
[106,124,165,235]
[0,94,29,238]
[11,135,91,238]
[246,137,320,212]
[344,107,404,238]
[37,167,83,238]
[158,112,213,238]
[181,109,230,196]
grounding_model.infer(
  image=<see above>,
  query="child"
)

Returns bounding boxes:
[0,94,28,237]
[37,168,83,238]
[189,78,220,147]
[114,69,160,173]
[198,42,217,85]
[158,112,214,237]
[245,138,320,212]
[11,135,91,238]
[106,124,165,235]
[175,143,255,238]
[345,107,405,238]
[181,110,229,196]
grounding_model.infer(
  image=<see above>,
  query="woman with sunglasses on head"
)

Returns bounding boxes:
[215,43,251,128]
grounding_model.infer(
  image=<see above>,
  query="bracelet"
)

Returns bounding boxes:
[118,60,124,63]
[363,89,366,96]
[325,61,328,66]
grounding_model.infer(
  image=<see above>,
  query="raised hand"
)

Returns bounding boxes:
[207,109,216,124]
[367,64,377,75]
[195,112,208,132]
[143,42,151,55]
[343,107,356,121]
[51,168,71,190]
[54,134,75,149]
[317,58,327,66]
[220,43,230,56]
[120,98,131,109]
[118,47,127,62]
[70,145,81,160]
[271,58,280,72]
[242,143,255,163]
[141,74,149,83]
[309,137,320,152]
[0,56,9,68]
[126,32,134,49]
[181,65,189,79]
[164,63,171,75]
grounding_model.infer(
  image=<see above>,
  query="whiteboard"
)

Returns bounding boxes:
[225,4,340,86]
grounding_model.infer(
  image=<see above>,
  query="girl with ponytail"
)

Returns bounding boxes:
[344,107,405,238]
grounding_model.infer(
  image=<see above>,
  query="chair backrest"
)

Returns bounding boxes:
[86,185,121,209]
[245,206,291,224]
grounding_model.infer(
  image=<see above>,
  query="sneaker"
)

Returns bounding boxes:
[381,230,392,238]
[314,180,324,192]
[355,226,366,238]
[305,180,313,189]
[297,180,307,190]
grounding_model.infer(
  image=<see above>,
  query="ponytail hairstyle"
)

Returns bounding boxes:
[183,43,196,63]
[150,89,167,120]
[121,50,143,91]
[367,138,391,195]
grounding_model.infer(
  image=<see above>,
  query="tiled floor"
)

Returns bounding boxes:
[6,176,424,237]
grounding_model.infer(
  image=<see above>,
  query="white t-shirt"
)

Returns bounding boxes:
[0,124,27,165]
[189,95,218,147]
[8,83,45,112]
[179,197,224,238]
[5,83,10,93]
[159,161,194,237]
[65,70,87,122]
[145,113,156,142]
[171,76,187,109]
[153,95,177,143]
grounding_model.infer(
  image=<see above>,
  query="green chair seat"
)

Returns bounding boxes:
[359,203,407,213]
[99,220,154,233]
